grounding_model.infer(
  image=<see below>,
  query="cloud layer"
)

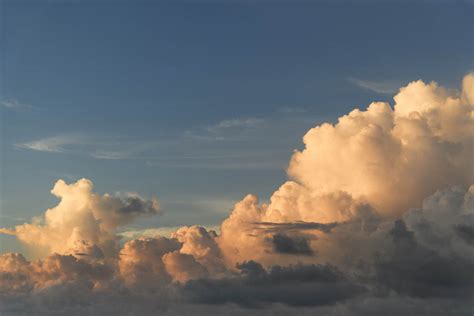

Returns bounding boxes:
[1,73,473,315]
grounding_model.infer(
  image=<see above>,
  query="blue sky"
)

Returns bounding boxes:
[1,0,473,252]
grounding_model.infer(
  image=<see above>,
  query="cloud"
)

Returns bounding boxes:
[277,106,307,114]
[163,251,209,283]
[1,186,472,315]
[0,98,33,111]
[0,178,160,258]
[208,118,265,131]
[181,261,365,307]
[347,77,401,94]
[15,135,82,153]
[375,219,474,298]
[1,72,473,314]
[454,224,474,245]
[90,150,132,160]
[252,221,338,234]
[271,233,314,255]
[183,117,265,142]
[288,74,473,216]
[118,237,180,288]
[172,225,226,276]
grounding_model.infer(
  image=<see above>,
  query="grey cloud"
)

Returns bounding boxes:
[271,233,314,256]
[181,261,365,307]
[375,220,474,299]
[0,99,34,111]
[252,221,338,234]
[454,224,474,245]
[117,195,161,217]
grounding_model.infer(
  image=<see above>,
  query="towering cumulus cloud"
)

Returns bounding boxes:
[0,179,160,258]
[287,76,473,216]
[1,73,473,315]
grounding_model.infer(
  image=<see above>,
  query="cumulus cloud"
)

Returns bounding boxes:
[1,178,160,258]
[162,251,208,283]
[288,74,473,216]
[0,252,113,300]
[118,237,180,287]
[171,226,226,276]
[1,73,473,315]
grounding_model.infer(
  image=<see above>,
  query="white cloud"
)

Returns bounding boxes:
[347,77,401,94]
[15,135,83,153]
[277,106,307,114]
[0,73,473,315]
[0,98,33,111]
[211,117,264,130]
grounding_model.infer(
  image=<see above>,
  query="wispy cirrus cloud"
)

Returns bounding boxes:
[15,135,84,153]
[347,77,400,95]
[183,117,266,141]
[15,110,316,170]
[90,150,135,160]
[208,117,265,130]
[0,98,34,111]
[277,106,307,114]
[15,134,154,158]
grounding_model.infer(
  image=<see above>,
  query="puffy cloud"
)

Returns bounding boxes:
[171,226,226,276]
[0,252,113,301]
[1,178,160,258]
[162,251,208,283]
[402,184,474,259]
[1,73,473,315]
[118,237,180,287]
[216,73,473,270]
[217,190,378,268]
[288,74,473,215]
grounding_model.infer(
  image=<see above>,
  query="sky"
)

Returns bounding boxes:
[1,0,472,244]
[0,1,473,314]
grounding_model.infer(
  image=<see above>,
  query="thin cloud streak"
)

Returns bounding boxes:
[15,111,315,171]
[15,135,83,153]
[347,77,400,94]
[251,221,338,234]
[0,98,34,111]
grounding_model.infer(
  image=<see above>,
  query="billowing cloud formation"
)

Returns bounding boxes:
[0,179,160,258]
[288,74,473,216]
[1,73,473,315]
[119,237,180,287]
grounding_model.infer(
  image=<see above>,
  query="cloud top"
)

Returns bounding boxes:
[1,73,473,315]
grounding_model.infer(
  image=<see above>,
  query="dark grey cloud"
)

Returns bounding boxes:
[252,221,338,234]
[453,224,474,246]
[181,261,365,307]
[375,220,474,298]
[117,195,160,217]
[271,233,313,256]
